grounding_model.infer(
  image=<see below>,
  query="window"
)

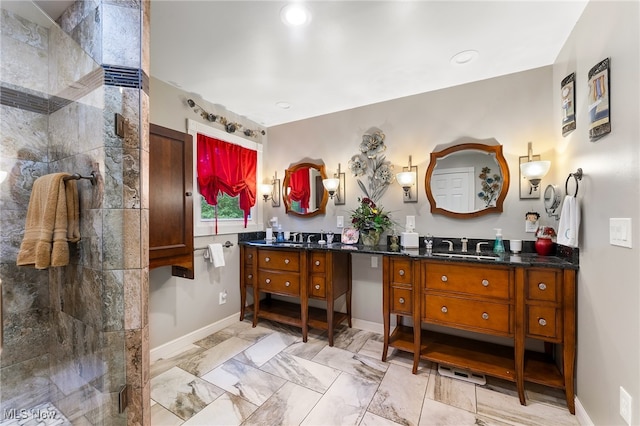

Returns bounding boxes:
[188,119,264,236]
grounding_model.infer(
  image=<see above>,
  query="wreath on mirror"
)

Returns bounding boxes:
[347,130,394,203]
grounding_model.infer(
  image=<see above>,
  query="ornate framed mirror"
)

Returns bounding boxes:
[283,162,328,217]
[425,141,510,219]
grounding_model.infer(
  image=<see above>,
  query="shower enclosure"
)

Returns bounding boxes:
[1,1,148,424]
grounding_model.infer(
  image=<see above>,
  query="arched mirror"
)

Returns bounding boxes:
[425,141,510,219]
[283,162,328,218]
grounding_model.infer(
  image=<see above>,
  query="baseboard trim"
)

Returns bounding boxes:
[150,312,239,362]
[352,318,384,334]
[574,396,593,426]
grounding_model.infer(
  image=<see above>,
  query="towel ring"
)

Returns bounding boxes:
[565,168,583,197]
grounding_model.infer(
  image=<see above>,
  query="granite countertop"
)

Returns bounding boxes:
[239,239,579,270]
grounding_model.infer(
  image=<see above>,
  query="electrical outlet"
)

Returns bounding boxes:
[219,290,227,305]
[371,256,378,268]
[620,386,632,425]
[337,216,344,228]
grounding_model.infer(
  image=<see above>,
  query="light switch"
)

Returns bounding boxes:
[610,218,632,248]
[406,215,415,229]
[337,216,344,228]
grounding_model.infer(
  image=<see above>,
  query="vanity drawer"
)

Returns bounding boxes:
[425,263,511,300]
[390,259,413,285]
[310,275,326,299]
[257,271,300,296]
[310,252,326,273]
[423,295,512,335]
[526,269,560,303]
[244,247,256,265]
[258,250,300,272]
[526,305,561,340]
[390,286,413,315]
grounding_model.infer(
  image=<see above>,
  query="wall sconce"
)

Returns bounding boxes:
[396,156,418,203]
[520,142,551,197]
[322,163,346,205]
[260,171,280,207]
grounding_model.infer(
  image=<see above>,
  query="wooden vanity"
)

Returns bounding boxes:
[240,244,351,345]
[382,256,576,414]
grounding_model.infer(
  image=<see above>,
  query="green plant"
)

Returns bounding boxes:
[350,197,392,233]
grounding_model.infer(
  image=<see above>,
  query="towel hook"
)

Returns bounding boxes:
[565,168,583,197]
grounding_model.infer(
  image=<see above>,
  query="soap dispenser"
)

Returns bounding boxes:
[493,228,505,254]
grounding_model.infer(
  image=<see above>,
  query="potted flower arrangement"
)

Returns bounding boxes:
[350,197,392,246]
[535,226,557,256]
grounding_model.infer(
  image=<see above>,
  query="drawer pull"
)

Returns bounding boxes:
[265,257,270,262]
[538,318,547,326]
[285,281,291,287]
[441,306,448,313]
[398,269,405,276]
[538,282,547,291]
[247,274,253,279]
[482,312,489,320]
[481,279,489,287]
[399,297,405,304]
[441,275,448,282]
[248,254,253,259]
[285,259,290,264]
[315,260,321,266]
[315,284,321,290]
[265,278,271,284]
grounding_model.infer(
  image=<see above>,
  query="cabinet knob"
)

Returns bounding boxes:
[538,318,547,326]
[248,254,253,259]
[481,279,489,287]
[482,312,489,320]
[315,284,321,290]
[398,269,405,276]
[247,274,253,279]
[265,257,270,262]
[265,278,271,284]
[185,192,192,196]
[441,275,448,282]
[285,281,291,287]
[441,306,448,313]
[285,259,290,264]
[315,260,320,266]
[399,297,405,304]
[538,282,547,291]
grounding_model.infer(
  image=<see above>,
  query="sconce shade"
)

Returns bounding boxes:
[322,178,340,198]
[259,183,273,196]
[520,160,551,185]
[396,171,416,186]
[0,170,7,183]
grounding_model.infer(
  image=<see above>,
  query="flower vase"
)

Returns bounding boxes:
[361,230,381,247]
[534,237,554,256]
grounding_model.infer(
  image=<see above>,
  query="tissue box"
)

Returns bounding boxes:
[401,232,419,249]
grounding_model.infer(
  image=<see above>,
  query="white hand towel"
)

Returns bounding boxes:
[557,195,580,248]
[207,243,225,267]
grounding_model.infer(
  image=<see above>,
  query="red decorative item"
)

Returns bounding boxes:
[535,237,554,256]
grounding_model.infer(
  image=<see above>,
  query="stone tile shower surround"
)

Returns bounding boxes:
[1,2,149,425]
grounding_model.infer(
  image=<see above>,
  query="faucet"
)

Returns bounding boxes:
[307,234,314,243]
[442,240,453,251]
[291,232,299,242]
[298,233,305,243]
[461,237,468,253]
[476,242,489,254]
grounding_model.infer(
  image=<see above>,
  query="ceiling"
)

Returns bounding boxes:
[35,1,588,127]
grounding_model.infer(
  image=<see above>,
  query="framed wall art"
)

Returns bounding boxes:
[588,58,611,141]
[561,72,576,136]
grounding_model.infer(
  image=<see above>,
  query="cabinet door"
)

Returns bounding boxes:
[149,124,194,277]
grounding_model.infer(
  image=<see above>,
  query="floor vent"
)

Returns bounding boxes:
[437,364,487,386]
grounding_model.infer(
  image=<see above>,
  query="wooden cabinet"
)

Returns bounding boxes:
[381,257,577,414]
[149,124,194,278]
[240,245,352,345]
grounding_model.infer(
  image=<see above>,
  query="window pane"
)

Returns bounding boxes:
[200,193,246,220]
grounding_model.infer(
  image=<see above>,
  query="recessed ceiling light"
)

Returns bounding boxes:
[280,4,311,27]
[450,50,479,65]
[276,101,291,109]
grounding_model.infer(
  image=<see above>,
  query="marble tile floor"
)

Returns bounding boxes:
[150,319,580,426]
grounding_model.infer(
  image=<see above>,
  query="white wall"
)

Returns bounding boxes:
[552,2,640,425]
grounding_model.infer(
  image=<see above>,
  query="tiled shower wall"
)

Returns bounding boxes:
[1,1,149,424]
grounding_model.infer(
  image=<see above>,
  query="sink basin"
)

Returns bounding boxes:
[431,252,497,261]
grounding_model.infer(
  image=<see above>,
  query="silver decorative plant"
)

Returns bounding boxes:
[348,130,394,202]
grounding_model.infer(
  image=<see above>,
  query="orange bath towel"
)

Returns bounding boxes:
[17,173,80,269]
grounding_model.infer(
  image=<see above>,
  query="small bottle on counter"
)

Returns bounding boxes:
[493,228,505,254]
[276,225,285,242]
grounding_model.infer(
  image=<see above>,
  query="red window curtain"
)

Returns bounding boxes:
[197,134,257,232]
[288,168,310,212]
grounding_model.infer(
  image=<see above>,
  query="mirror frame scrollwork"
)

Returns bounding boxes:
[283,162,329,218]
[425,143,510,219]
